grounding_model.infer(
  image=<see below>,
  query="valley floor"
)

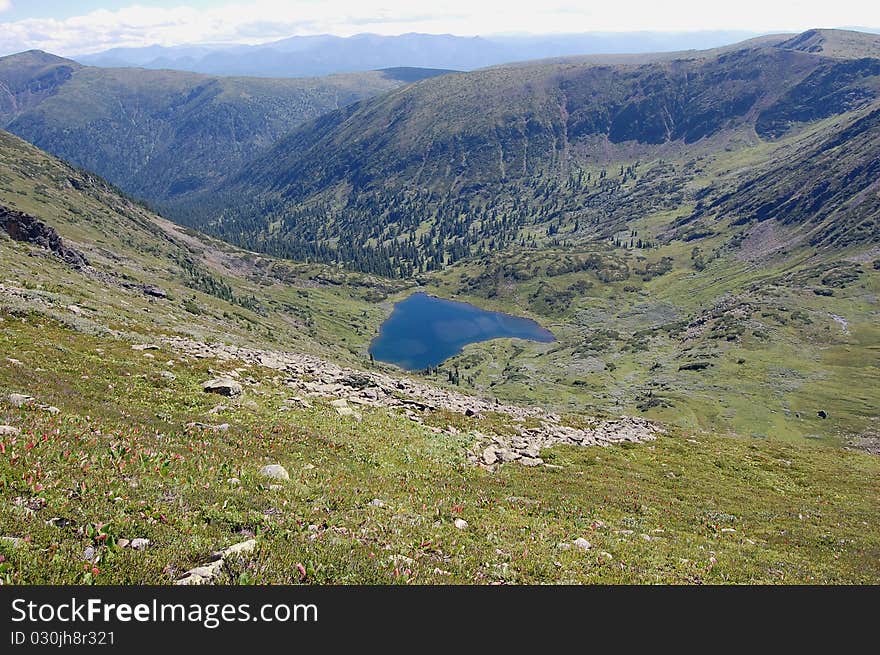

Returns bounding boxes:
[1,314,878,584]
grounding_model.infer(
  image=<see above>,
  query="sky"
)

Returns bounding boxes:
[0,1,877,56]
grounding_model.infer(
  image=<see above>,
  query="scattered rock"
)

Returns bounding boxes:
[7,393,33,408]
[161,336,661,468]
[43,406,60,415]
[116,539,130,549]
[1,536,23,548]
[453,518,468,530]
[176,561,225,586]
[369,498,386,508]
[226,478,241,486]
[573,538,592,551]
[141,285,167,299]
[202,377,242,397]
[186,421,230,432]
[83,546,96,561]
[215,539,256,559]
[259,464,289,481]
[130,538,150,551]
[175,539,256,586]
[131,344,159,351]
[160,371,176,380]
[817,410,828,419]
[0,425,20,436]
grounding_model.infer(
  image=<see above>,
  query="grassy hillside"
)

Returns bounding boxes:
[0,51,449,202]
[2,315,878,584]
[177,30,880,276]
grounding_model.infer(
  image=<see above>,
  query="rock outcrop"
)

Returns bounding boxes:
[1,205,88,269]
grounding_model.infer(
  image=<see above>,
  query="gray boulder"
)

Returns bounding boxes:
[259,464,290,481]
[202,378,242,396]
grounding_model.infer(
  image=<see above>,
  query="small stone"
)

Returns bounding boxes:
[7,393,33,408]
[369,498,386,508]
[83,546,96,561]
[482,447,498,465]
[226,477,241,486]
[0,425,20,436]
[43,406,60,415]
[497,448,520,462]
[334,405,362,420]
[116,539,130,549]
[454,518,468,530]
[160,371,176,380]
[573,538,592,551]
[556,542,572,551]
[219,539,256,558]
[519,456,544,467]
[202,378,242,397]
[259,464,290,481]
[130,538,150,551]
[330,399,349,409]
[1,536,23,548]
[131,344,159,351]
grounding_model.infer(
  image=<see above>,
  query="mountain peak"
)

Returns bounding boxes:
[777,28,880,58]
[0,49,80,67]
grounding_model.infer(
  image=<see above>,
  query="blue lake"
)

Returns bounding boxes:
[369,292,555,371]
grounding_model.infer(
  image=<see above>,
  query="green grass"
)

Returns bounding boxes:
[1,314,878,585]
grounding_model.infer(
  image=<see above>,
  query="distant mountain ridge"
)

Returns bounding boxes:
[74,31,765,78]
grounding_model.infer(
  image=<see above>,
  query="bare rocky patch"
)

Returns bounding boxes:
[163,336,661,467]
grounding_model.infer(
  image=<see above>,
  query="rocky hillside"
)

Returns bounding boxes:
[0,51,449,201]
[691,101,880,247]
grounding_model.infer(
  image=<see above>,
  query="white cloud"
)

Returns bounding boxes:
[0,1,11,15]
[0,1,878,56]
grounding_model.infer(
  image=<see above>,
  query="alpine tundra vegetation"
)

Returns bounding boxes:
[0,27,878,585]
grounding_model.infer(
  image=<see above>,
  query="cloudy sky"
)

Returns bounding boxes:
[0,1,877,56]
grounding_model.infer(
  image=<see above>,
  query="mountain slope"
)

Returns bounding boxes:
[0,51,450,202]
[693,102,880,247]
[0,131,879,586]
[182,30,880,275]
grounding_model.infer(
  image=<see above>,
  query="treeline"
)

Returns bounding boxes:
[175,161,685,278]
